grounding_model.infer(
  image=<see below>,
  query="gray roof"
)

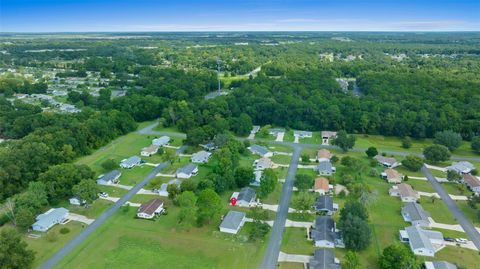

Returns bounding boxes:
[220,211,246,230]
[315,195,334,212]
[447,161,474,173]
[309,249,340,269]
[405,226,443,253]
[98,170,121,183]
[237,187,256,203]
[152,136,170,146]
[33,208,69,229]
[250,144,270,156]
[177,163,198,175]
[317,160,333,173]
[191,151,211,161]
[402,202,430,223]
[311,216,335,243]
[121,156,141,167]
[428,261,457,269]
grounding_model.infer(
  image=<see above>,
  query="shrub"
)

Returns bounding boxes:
[59,227,70,234]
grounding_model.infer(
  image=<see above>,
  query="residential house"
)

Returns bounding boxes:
[69,196,85,206]
[199,142,217,151]
[315,195,338,215]
[389,183,420,202]
[97,170,122,185]
[311,216,336,248]
[309,249,341,269]
[32,208,69,232]
[235,187,256,207]
[424,261,457,269]
[401,202,431,227]
[462,174,480,194]
[447,161,475,174]
[399,226,444,257]
[254,157,274,170]
[249,144,273,157]
[314,177,332,195]
[140,144,159,157]
[316,160,336,176]
[191,150,212,163]
[219,211,246,234]
[176,163,198,179]
[381,168,404,184]
[137,199,164,219]
[321,131,337,145]
[120,156,141,169]
[152,136,170,147]
[374,155,400,168]
[294,130,313,138]
[317,149,332,162]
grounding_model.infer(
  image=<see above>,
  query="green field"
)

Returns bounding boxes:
[55,206,267,269]
[281,228,313,255]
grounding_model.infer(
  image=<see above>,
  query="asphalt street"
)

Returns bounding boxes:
[39,142,187,269]
[260,146,302,269]
[421,165,480,249]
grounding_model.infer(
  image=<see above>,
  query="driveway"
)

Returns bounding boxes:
[39,146,187,269]
[66,213,94,225]
[278,251,311,263]
[421,165,480,250]
[261,146,301,269]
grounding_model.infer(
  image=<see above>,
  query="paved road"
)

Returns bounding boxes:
[137,122,187,139]
[261,146,301,269]
[39,145,187,269]
[139,124,480,162]
[421,165,480,249]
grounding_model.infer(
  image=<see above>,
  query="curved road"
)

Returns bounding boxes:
[421,165,480,249]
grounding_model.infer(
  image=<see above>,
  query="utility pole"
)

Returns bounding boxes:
[216,58,221,94]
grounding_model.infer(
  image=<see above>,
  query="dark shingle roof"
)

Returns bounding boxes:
[315,195,334,212]
[311,216,335,243]
[309,249,340,269]
[237,187,256,203]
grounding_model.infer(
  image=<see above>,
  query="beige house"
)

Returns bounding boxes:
[381,168,404,184]
[389,183,419,202]
[317,149,333,161]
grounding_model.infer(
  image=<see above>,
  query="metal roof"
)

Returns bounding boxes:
[219,211,246,230]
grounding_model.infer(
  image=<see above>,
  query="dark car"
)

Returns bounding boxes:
[444,237,455,242]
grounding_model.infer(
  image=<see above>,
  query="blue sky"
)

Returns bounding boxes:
[1,0,479,32]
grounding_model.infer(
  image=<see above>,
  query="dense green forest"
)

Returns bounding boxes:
[1,32,480,201]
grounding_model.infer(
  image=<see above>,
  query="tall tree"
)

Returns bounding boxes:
[177,191,197,229]
[196,189,222,225]
[0,228,35,269]
[72,179,99,205]
[258,169,277,198]
[333,131,356,152]
[434,130,462,151]
[423,145,450,163]
[379,243,418,269]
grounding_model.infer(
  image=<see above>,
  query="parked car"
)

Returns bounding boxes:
[444,237,455,242]
[99,192,109,198]
[456,238,468,244]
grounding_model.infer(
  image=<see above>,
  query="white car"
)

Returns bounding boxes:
[98,192,109,198]
[455,238,468,244]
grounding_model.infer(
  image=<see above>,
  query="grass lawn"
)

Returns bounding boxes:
[429,246,480,268]
[152,124,181,133]
[66,199,113,219]
[26,221,85,268]
[457,201,480,226]
[271,154,292,165]
[418,197,457,224]
[281,228,313,255]
[298,132,322,144]
[262,182,283,205]
[55,206,267,269]
[267,144,294,153]
[279,262,305,269]
[117,166,155,185]
[283,129,295,142]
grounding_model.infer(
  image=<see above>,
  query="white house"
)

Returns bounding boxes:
[462,174,480,194]
[137,199,164,219]
[97,170,122,185]
[176,163,198,179]
[219,211,246,234]
[140,145,159,157]
[32,208,69,232]
[152,136,170,147]
[120,156,141,169]
[389,183,419,202]
[254,157,274,170]
[400,226,444,257]
[191,151,212,163]
[374,155,400,168]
